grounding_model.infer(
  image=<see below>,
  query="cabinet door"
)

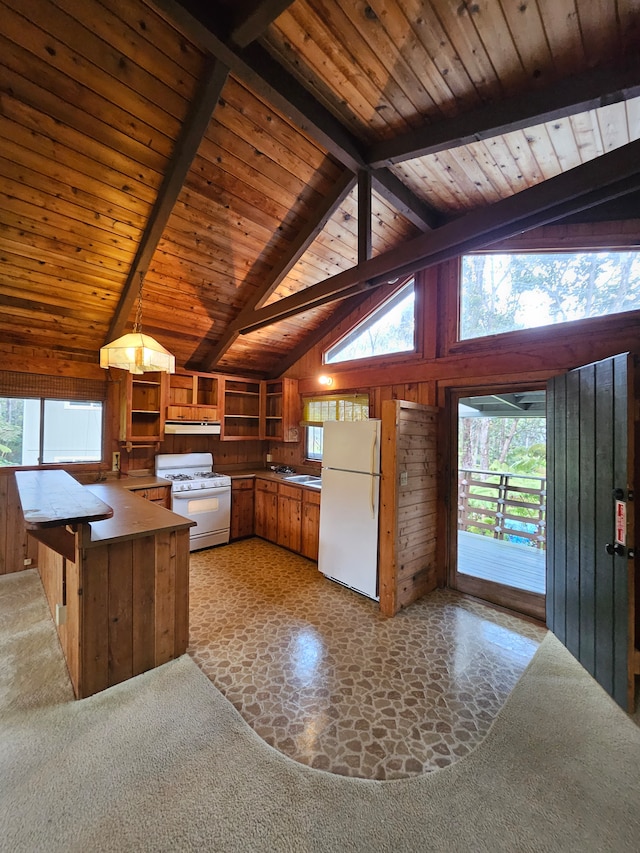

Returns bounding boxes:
[277,485,302,552]
[220,377,263,441]
[133,486,171,508]
[301,492,321,560]
[119,371,167,443]
[255,481,278,541]
[264,378,300,442]
[231,480,255,540]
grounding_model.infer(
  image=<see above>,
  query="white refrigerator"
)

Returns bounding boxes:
[318,419,381,600]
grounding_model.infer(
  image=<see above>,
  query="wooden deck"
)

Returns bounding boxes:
[458,531,546,595]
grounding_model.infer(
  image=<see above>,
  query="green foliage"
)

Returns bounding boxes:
[0,398,23,465]
[461,251,640,340]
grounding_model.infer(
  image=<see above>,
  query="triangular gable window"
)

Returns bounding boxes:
[324,279,415,364]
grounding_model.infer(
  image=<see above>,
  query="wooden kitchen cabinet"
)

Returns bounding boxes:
[167,371,219,422]
[301,489,321,561]
[219,376,262,440]
[276,483,302,552]
[126,485,171,508]
[264,378,300,442]
[231,478,255,540]
[254,479,278,540]
[254,478,320,560]
[119,370,167,445]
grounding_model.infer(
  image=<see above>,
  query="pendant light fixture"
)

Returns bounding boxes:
[100,273,175,374]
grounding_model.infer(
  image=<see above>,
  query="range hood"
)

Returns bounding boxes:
[164,421,221,435]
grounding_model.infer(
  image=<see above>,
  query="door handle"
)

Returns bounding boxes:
[605,542,625,556]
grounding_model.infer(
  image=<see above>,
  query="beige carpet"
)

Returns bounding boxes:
[1,570,640,852]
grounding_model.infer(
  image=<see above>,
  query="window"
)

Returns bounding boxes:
[325,279,415,363]
[0,397,103,466]
[460,251,640,340]
[301,393,369,461]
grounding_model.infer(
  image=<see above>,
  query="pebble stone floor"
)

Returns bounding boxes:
[189,538,546,781]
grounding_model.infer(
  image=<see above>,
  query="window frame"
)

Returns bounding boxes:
[0,394,106,470]
[321,276,423,370]
[302,392,370,463]
[456,249,640,348]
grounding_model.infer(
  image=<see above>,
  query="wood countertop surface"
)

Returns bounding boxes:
[83,482,194,547]
[15,469,192,547]
[16,469,114,529]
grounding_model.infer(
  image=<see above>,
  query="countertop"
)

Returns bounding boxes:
[225,468,322,491]
[16,469,114,529]
[15,469,193,547]
[83,482,194,547]
[116,475,172,490]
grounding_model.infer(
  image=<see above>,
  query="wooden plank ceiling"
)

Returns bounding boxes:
[1,0,640,378]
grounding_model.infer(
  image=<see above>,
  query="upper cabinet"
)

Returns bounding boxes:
[167,372,219,422]
[219,376,262,441]
[119,371,167,445]
[264,378,300,442]
[219,375,300,442]
[159,371,300,442]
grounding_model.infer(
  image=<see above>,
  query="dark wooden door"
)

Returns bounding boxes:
[547,353,636,710]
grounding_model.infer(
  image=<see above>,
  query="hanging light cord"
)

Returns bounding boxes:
[134,273,144,334]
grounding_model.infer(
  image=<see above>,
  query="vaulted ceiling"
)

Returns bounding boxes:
[2,0,640,378]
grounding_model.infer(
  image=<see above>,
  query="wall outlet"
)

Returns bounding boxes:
[23,557,33,567]
[400,471,408,486]
[112,451,121,472]
[266,453,272,463]
[55,603,67,626]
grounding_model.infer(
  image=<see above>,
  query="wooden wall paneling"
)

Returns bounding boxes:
[379,399,439,616]
[64,550,80,692]
[107,539,134,686]
[173,529,189,657]
[131,534,156,676]
[36,539,62,623]
[81,536,110,698]
[379,399,399,616]
[0,473,31,574]
[395,405,439,610]
[155,530,176,666]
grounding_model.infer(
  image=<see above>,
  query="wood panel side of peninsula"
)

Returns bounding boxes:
[16,472,193,698]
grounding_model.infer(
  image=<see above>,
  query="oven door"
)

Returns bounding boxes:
[172,486,231,550]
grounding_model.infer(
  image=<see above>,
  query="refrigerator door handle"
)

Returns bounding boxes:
[370,430,377,475]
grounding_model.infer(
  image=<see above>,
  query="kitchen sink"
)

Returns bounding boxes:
[284,474,322,488]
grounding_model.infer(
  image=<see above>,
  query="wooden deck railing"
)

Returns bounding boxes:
[458,469,546,549]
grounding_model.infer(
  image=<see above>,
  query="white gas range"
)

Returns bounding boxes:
[155,452,231,551]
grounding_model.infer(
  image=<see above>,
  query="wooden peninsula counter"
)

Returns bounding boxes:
[16,470,194,699]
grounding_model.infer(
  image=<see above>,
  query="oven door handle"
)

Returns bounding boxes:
[172,487,229,499]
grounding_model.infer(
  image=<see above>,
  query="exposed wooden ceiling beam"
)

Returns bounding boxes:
[104,57,229,343]
[230,1,295,48]
[234,138,640,334]
[193,169,357,371]
[267,292,372,379]
[153,0,435,226]
[358,170,372,264]
[371,169,445,230]
[153,0,365,172]
[367,64,640,168]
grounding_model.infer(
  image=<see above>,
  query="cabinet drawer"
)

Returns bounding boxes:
[232,478,254,491]
[278,483,302,500]
[256,479,278,494]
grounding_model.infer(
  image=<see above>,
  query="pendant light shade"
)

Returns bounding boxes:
[99,332,175,374]
[100,273,175,374]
